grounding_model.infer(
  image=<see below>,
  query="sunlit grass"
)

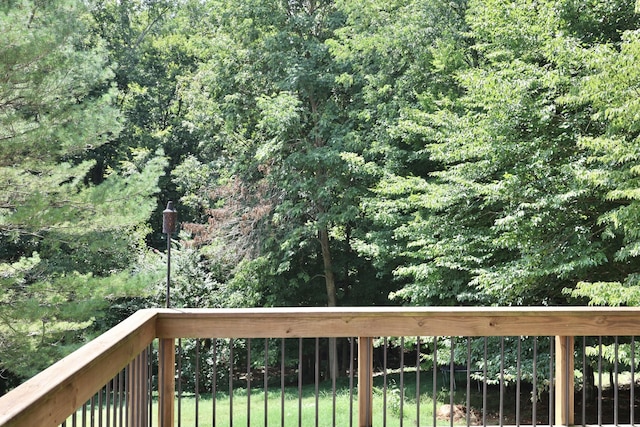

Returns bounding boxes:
[67,373,469,426]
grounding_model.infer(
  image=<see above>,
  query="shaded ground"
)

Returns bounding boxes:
[460,382,640,425]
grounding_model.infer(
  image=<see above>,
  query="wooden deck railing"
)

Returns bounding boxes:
[3,306,640,427]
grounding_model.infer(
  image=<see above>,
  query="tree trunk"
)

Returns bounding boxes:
[319,226,337,307]
[319,226,339,379]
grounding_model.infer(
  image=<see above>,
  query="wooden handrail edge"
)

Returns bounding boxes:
[154,306,640,338]
[0,309,158,427]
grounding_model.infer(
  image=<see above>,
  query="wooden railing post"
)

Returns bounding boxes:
[555,336,574,426]
[358,337,373,427]
[158,338,175,427]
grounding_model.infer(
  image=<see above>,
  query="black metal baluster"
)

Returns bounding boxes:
[500,336,504,427]
[333,339,337,427]
[466,337,472,427]
[532,337,537,426]
[400,336,404,427]
[212,338,218,427]
[450,337,455,427]
[516,337,521,427]
[247,338,251,427]
[598,336,603,426]
[632,337,636,427]
[483,337,488,426]
[265,338,269,427]
[105,378,111,427]
[91,394,96,427]
[281,338,286,427]
[349,337,354,427]
[98,385,103,427]
[124,363,128,427]
[315,337,320,427]
[177,339,182,427]
[582,337,586,426]
[383,337,388,427]
[298,338,303,427]
[550,337,555,427]
[432,336,437,427]
[416,336,421,427]
[118,370,124,427]
[614,336,619,426]
[196,339,200,427]
[230,339,234,427]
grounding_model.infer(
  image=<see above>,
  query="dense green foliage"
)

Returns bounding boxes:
[3,0,640,386]
[0,0,166,381]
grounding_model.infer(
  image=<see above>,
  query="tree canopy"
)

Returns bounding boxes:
[3,0,640,385]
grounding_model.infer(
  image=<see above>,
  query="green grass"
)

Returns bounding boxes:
[67,372,476,426]
[173,387,441,426]
[169,372,466,427]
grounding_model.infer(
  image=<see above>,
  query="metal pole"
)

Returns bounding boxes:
[166,233,171,308]
[162,201,177,308]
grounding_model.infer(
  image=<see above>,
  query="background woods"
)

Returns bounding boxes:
[2,0,640,391]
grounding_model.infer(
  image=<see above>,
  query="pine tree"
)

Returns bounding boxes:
[0,0,166,381]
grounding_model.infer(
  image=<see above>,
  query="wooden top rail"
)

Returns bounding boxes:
[0,309,157,427]
[155,306,640,338]
[4,306,640,427]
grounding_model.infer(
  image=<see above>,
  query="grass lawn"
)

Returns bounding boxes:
[172,379,449,427]
[69,372,470,426]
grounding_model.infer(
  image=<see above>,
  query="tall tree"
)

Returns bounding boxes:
[326,0,471,304]
[180,0,384,309]
[0,0,166,381]
[383,0,640,306]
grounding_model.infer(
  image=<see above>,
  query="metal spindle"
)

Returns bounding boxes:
[298,338,303,427]
[532,337,537,425]
[483,337,488,426]
[98,384,103,427]
[632,337,636,426]
[105,380,110,427]
[91,394,96,427]
[230,339,234,427]
[196,339,200,427]
[265,338,269,427]
[432,336,437,427]
[247,338,251,427]
[112,373,118,427]
[516,337,521,427]
[315,338,320,427]
[450,337,455,427]
[500,336,504,427]
[400,336,405,427]
[212,338,218,426]
[383,337,388,427]
[148,345,153,427]
[416,336,421,427]
[124,365,128,427]
[333,339,337,427]
[550,337,555,427]
[466,337,472,427]
[281,338,286,427]
[349,337,355,427]
[178,339,183,427]
[581,337,586,426]
[598,336,603,426]
[118,370,124,427]
[614,336,619,426]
